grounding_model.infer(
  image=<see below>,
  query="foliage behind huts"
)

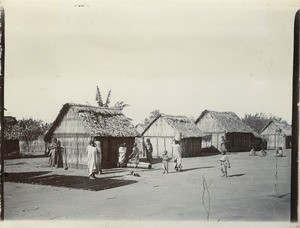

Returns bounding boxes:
[260,120,292,149]
[44,103,138,168]
[195,110,261,152]
[141,114,203,158]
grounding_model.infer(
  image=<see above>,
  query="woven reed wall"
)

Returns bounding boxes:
[19,138,46,155]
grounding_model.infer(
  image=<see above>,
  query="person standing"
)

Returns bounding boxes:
[219,150,231,177]
[162,150,170,174]
[144,138,153,164]
[48,138,58,168]
[56,140,64,168]
[220,136,227,154]
[128,143,140,176]
[118,143,127,167]
[94,140,102,174]
[85,140,99,179]
[172,139,182,172]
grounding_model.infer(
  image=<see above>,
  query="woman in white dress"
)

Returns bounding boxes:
[85,140,99,179]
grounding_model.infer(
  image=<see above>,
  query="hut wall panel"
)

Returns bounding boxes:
[196,113,224,133]
[19,138,46,155]
[55,109,89,134]
[261,123,279,135]
[143,118,175,137]
[263,134,286,149]
[53,134,90,168]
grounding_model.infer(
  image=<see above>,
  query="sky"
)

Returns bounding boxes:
[2,0,299,125]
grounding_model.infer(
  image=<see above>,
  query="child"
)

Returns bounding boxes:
[275,147,283,157]
[162,151,171,174]
[219,150,231,177]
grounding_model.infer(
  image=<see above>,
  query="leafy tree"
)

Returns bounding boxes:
[242,113,288,133]
[95,86,129,110]
[4,118,50,142]
[114,101,130,110]
[143,109,161,125]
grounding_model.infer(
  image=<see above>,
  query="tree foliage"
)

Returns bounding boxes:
[242,113,288,133]
[95,86,129,110]
[4,118,50,142]
[143,109,161,125]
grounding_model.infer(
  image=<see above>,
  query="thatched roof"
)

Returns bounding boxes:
[260,120,292,136]
[45,103,138,141]
[195,110,260,137]
[142,114,203,138]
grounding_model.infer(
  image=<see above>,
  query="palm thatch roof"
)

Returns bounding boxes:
[195,110,260,137]
[260,120,292,136]
[142,114,203,138]
[44,103,138,141]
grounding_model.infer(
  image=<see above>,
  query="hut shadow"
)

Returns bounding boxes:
[228,174,245,177]
[180,166,215,172]
[4,172,138,191]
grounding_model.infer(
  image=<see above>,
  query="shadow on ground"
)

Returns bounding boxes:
[180,166,215,172]
[4,172,138,191]
[228,174,245,177]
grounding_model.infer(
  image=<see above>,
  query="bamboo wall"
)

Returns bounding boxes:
[19,138,46,155]
[142,117,202,157]
[262,134,287,149]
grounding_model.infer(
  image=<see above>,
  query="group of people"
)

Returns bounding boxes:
[47,137,64,168]
[161,139,183,174]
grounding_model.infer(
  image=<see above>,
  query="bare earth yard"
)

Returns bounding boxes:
[4,150,292,222]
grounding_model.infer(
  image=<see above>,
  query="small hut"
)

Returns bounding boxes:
[195,110,260,152]
[260,120,292,149]
[44,103,138,168]
[140,114,203,158]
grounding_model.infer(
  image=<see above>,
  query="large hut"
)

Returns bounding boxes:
[140,114,203,158]
[195,110,261,152]
[44,103,138,168]
[260,120,292,149]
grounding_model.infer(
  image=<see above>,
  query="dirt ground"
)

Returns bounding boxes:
[3,149,292,222]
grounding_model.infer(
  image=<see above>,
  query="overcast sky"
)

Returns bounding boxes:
[3,0,298,125]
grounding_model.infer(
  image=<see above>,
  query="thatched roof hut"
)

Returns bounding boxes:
[195,110,259,136]
[260,120,292,149]
[45,103,138,168]
[45,103,137,141]
[195,110,261,152]
[141,114,203,158]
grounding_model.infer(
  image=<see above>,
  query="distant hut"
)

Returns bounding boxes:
[195,110,260,152]
[260,120,292,149]
[44,103,138,168]
[141,114,203,158]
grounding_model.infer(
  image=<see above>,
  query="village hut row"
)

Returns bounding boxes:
[44,103,138,168]
[43,103,291,169]
[260,120,292,149]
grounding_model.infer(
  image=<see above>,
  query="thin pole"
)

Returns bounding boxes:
[0,6,5,221]
[291,9,299,223]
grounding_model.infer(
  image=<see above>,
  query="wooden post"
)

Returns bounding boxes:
[0,7,4,221]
